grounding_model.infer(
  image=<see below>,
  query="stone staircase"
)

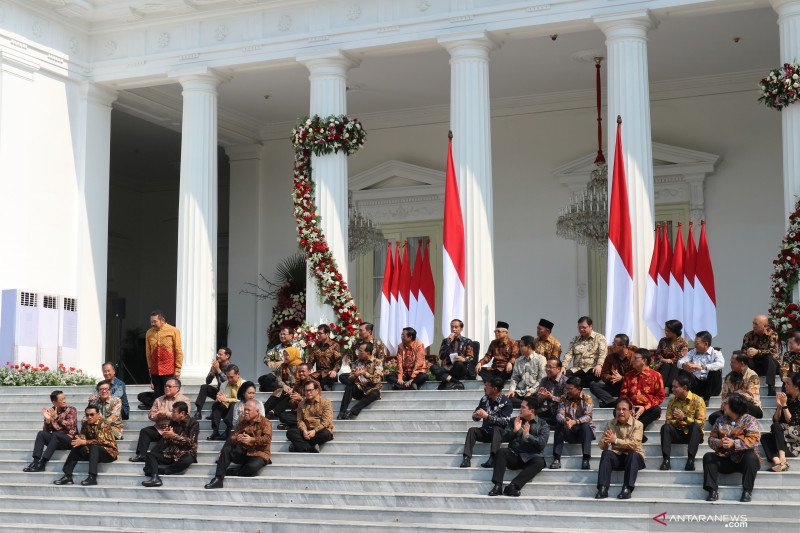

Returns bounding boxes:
[0,378,796,532]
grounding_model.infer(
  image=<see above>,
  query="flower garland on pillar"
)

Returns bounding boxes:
[290,115,367,349]
[769,198,800,340]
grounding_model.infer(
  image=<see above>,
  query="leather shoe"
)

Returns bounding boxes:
[459,456,471,468]
[594,486,608,499]
[23,461,39,472]
[336,412,347,420]
[206,433,225,441]
[617,487,633,499]
[684,459,696,471]
[740,491,752,502]
[129,454,146,463]
[581,458,591,470]
[480,455,495,468]
[503,483,521,497]
[142,476,162,487]
[204,476,224,489]
[660,458,671,471]
[277,424,288,430]
[487,483,503,496]
[80,475,97,486]
[706,490,719,501]
[767,386,776,397]
[641,435,648,443]
[53,474,73,485]
[549,460,561,469]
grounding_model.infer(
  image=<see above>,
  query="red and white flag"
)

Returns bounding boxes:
[408,241,423,330]
[656,224,673,327]
[683,222,698,339]
[643,224,662,339]
[693,221,717,336]
[442,132,466,337]
[388,242,401,352]
[398,242,411,334]
[666,223,685,325]
[417,241,436,348]
[605,117,634,340]
[379,243,395,353]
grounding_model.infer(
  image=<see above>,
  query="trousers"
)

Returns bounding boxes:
[702,450,758,492]
[32,431,72,461]
[194,384,219,414]
[386,373,428,389]
[589,380,622,407]
[660,423,703,458]
[135,425,163,455]
[143,442,195,476]
[286,427,334,452]
[463,426,504,459]
[553,423,594,458]
[339,384,380,416]
[597,449,645,489]
[491,449,546,488]
[215,442,267,478]
[761,422,791,462]
[62,444,115,476]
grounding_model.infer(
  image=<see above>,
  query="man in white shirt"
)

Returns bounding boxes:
[677,331,724,405]
[507,336,547,408]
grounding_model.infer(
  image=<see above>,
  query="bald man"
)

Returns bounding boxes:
[741,315,779,396]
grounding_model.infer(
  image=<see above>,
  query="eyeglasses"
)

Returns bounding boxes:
[164,385,178,389]
[98,388,110,392]
[85,412,98,417]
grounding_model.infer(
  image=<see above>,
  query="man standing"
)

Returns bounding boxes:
[678,331,725,405]
[595,398,645,500]
[307,324,342,391]
[204,400,272,489]
[287,381,335,453]
[388,327,428,391]
[533,319,562,361]
[619,350,664,443]
[460,376,513,468]
[551,376,595,470]
[660,373,706,471]
[742,314,779,396]
[259,327,301,392]
[537,359,567,427]
[590,334,635,408]
[488,396,549,497]
[208,365,244,441]
[91,380,123,440]
[338,341,382,420]
[23,390,77,472]
[476,321,519,383]
[432,319,475,389]
[129,377,190,462]
[507,336,547,408]
[54,405,118,486]
[562,316,607,388]
[141,401,199,487]
[145,310,183,406]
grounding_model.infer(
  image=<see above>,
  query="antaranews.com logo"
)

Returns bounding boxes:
[652,512,748,528]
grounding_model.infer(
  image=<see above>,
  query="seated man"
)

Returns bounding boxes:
[536,359,567,427]
[388,327,428,390]
[533,318,562,361]
[677,331,724,405]
[307,324,342,391]
[54,404,118,486]
[619,349,664,443]
[488,396,549,497]
[129,377,190,462]
[550,376,595,470]
[782,331,800,382]
[141,401,199,487]
[459,376,513,468]
[708,351,762,426]
[208,365,244,441]
[703,393,761,502]
[653,320,689,394]
[193,347,233,419]
[340,322,387,385]
[259,327,300,392]
[287,380,334,452]
[274,364,313,430]
[761,372,800,472]
[506,335,546,408]
[204,400,272,489]
[563,316,607,389]
[23,390,78,472]
[96,363,129,421]
[660,373,706,471]
[338,341,382,420]
[90,380,123,440]
[595,398,645,500]
[263,347,303,419]
[742,314,779,396]
[475,321,518,384]
[432,319,475,389]
[590,334,635,408]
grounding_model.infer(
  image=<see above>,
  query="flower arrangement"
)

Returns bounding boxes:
[759,63,800,111]
[290,115,367,349]
[0,362,97,386]
[769,198,800,339]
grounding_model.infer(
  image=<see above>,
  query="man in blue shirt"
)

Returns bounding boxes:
[677,331,724,405]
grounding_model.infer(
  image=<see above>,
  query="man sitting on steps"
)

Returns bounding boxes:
[129,377,190,463]
[550,376,595,470]
[54,404,118,487]
[141,401,199,487]
[460,376,513,468]
[338,341,382,420]
[287,380,335,453]
[23,390,78,473]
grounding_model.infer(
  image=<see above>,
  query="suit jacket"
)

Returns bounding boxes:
[502,416,550,462]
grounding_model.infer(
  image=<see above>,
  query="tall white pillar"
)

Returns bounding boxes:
[76,83,117,372]
[595,12,656,347]
[439,33,497,352]
[772,0,800,219]
[297,51,358,327]
[172,69,226,379]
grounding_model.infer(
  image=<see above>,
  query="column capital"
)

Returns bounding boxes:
[772,0,800,19]
[169,67,231,91]
[297,50,360,75]
[438,31,500,59]
[594,10,658,39]
[225,143,264,162]
[81,83,117,108]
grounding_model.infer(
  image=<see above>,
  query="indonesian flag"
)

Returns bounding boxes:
[398,242,411,333]
[417,241,436,347]
[656,224,673,327]
[683,222,698,339]
[693,221,717,336]
[389,242,401,352]
[408,241,423,330]
[643,224,662,339]
[442,132,466,337]
[604,117,634,340]
[666,223,685,325]
[379,243,395,353]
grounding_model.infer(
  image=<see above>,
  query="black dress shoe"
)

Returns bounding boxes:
[549,460,562,469]
[684,459,696,471]
[581,458,591,470]
[53,474,73,485]
[142,476,162,487]
[459,456,471,468]
[80,475,98,486]
[129,454,146,463]
[204,476,224,489]
[277,424,288,430]
[503,483,521,497]
[767,387,776,397]
[137,404,149,410]
[23,461,39,472]
[207,433,224,441]
[617,487,633,499]
[488,483,503,496]
[660,458,671,471]
[740,491,752,502]
[480,456,495,468]
[336,412,347,420]
[641,435,648,443]
[706,490,719,501]
[594,486,609,499]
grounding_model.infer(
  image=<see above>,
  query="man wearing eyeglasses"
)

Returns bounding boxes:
[129,378,190,463]
[54,405,118,486]
[286,381,334,453]
[90,380,123,440]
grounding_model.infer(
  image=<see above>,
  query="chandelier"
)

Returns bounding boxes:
[348,192,384,261]
[556,56,609,254]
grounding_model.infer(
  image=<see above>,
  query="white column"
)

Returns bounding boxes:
[171,69,226,379]
[297,51,358,326]
[76,83,117,372]
[439,33,497,352]
[772,0,800,219]
[595,12,656,348]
